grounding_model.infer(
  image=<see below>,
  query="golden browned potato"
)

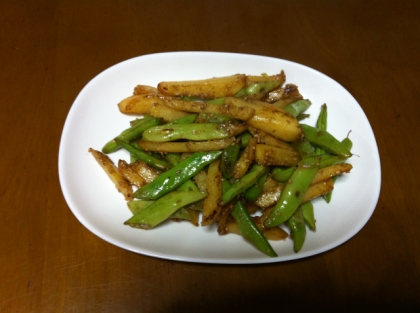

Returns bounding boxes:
[311,163,353,185]
[225,97,302,142]
[118,94,165,115]
[255,144,301,167]
[266,83,303,105]
[246,70,286,85]
[163,97,255,121]
[149,103,191,122]
[201,158,223,226]
[158,74,247,99]
[248,127,296,151]
[118,159,147,188]
[130,160,160,184]
[133,85,158,95]
[89,148,132,200]
[232,137,257,179]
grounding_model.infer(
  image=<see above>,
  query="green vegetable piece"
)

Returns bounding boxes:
[243,169,269,202]
[102,117,163,154]
[133,151,222,200]
[197,112,232,123]
[143,123,238,142]
[124,191,206,229]
[167,113,198,125]
[231,201,277,257]
[315,104,328,155]
[272,154,340,182]
[324,136,353,203]
[238,131,253,148]
[221,178,232,195]
[300,124,352,159]
[264,157,320,227]
[296,113,310,121]
[301,201,316,231]
[127,200,155,215]
[177,179,200,192]
[245,81,281,98]
[222,143,241,179]
[221,164,269,205]
[283,99,312,117]
[165,153,182,166]
[292,138,316,159]
[288,206,306,253]
[116,139,171,171]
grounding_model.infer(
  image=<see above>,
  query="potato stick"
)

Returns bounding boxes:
[248,127,296,151]
[89,148,133,201]
[225,97,302,142]
[217,200,237,235]
[149,102,191,122]
[233,137,257,179]
[118,94,165,115]
[311,163,352,185]
[255,144,301,167]
[131,160,161,184]
[158,74,247,98]
[136,137,236,153]
[194,170,207,193]
[246,70,286,84]
[118,159,148,188]
[201,158,222,226]
[163,97,255,121]
[268,84,303,106]
[133,85,158,95]
[255,176,336,209]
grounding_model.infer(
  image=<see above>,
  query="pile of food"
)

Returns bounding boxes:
[89,71,353,257]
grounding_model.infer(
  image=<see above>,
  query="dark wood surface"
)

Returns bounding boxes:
[1,0,419,312]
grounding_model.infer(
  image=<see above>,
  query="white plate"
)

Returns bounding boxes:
[58,52,381,264]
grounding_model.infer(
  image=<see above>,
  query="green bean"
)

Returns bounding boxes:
[221,178,232,195]
[221,164,269,205]
[164,153,182,166]
[196,112,233,124]
[238,131,253,148]
[116,138,171,171]
[243,169,269,202]
[245,81,282,98]
[102,117,163,154]
[127,200,155,215]
[167,113,198,125]
[283,99,312,117]
[231,201,277,257]
[142,123,242,142]
[315,104,328,155]
[301,201,316,231]
[221,143,241,179]
[288,206,306,253]
[296,113,310,121]
[300,124,352,158]
[124,191,206,229]
[324,137,353,203]
[133,151,222,200]
[272,154,341,182]
[292,138,316,159]
[264,156,320,227]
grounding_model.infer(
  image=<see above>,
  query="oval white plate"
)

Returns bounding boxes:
[59,52,381,264]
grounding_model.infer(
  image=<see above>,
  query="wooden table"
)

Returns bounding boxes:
[1,0,419,311]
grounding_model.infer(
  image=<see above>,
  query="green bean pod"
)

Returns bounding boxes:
[283,99,312,117]
[271,154,340,183]
[243,169,270,202]
[133,151,222,200]
[102,117,163,154]
[300,124,352,158]
[221,164,269,205]
[222,143,241,179]
[167,113,198,125]
[231,201,277,257]
[124,191,206,229]
[292,138,316,159]
[315,104,328,155]
[288,206,306,253]
[245,81,282,98]
[264,156,320,227]
[324,137,353,203]
[116,139,171,171]
[301,201,316,231]
[142,123,245,142]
